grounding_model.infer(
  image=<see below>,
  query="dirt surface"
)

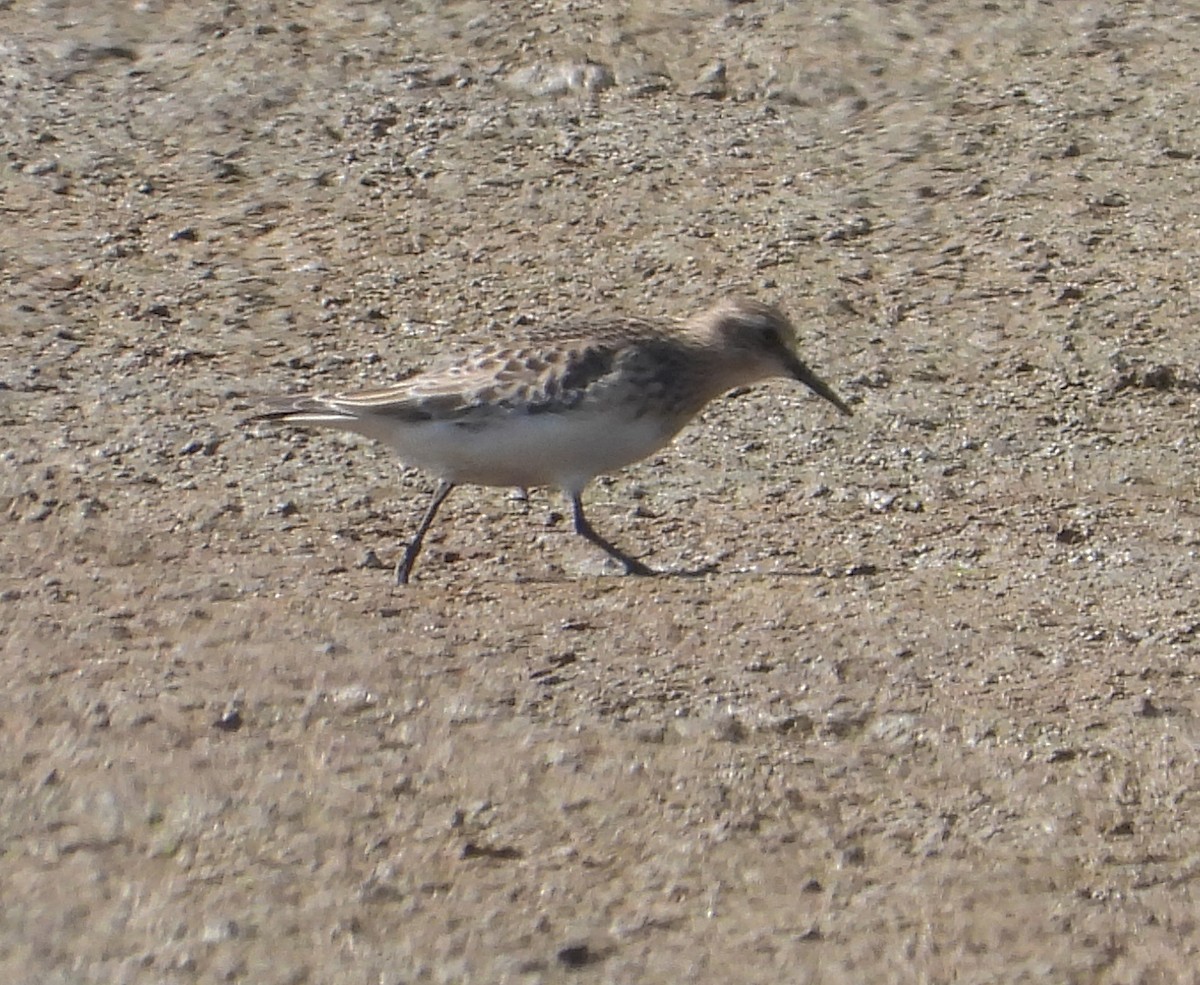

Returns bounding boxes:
[5,1,1200,982]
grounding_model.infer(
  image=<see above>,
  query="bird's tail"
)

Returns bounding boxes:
[245,397,361,429]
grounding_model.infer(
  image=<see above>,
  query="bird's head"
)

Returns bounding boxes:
[696,298,853,416]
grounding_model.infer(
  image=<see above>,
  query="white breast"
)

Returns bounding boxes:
[370,409,681,493]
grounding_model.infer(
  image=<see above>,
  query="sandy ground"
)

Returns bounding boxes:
[4,1,1200,982]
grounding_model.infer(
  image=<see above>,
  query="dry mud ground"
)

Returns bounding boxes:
[4,1,1200,982]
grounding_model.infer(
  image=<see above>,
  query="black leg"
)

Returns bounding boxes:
[570,492,654,576]
[396,480,455,585]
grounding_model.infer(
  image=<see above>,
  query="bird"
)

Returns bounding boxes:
[248,297,852,584]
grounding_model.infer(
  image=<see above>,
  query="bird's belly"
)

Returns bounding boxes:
[383,411,679,491]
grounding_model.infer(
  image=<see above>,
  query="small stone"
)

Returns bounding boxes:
[1134,696,1162,718]
[201,918,240,943]
[556,943,593,968]
[838,845,866,867]
[691,60,727,99]
[213,707,243,732]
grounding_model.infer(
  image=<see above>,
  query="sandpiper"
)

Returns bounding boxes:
[250,297,852,583]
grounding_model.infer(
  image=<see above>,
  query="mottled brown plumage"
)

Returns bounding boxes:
[250,297,852,583]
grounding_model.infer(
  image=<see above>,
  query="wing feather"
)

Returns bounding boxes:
[255,314,678,424]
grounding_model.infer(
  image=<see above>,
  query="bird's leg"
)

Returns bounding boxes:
[570,492,654,576]
[396,480,455,585]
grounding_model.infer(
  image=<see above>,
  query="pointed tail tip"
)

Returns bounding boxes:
[242,400,308,426]
[242,396,354,427]
[244,408,295,424]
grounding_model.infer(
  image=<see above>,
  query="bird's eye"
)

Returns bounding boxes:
[757,323,780,346]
